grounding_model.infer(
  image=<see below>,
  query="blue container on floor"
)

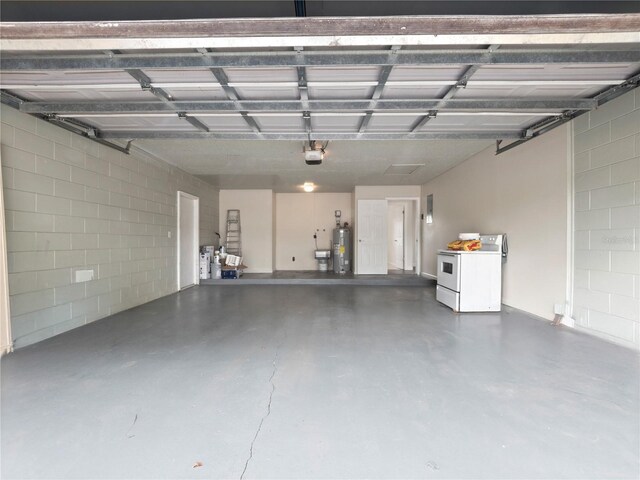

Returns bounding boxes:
[221,269,239,279]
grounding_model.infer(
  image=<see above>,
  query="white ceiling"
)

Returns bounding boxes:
[134,138,493,192]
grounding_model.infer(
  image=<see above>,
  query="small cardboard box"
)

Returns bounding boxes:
[221,264,247,271]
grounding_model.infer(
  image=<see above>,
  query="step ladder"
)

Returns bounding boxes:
[225,209,242,256]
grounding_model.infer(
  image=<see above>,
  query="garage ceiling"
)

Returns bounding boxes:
[1,15,639,191]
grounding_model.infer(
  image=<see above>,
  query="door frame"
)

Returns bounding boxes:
[176,191,200,290]
[386,196,421,276]
[0,159,12,355]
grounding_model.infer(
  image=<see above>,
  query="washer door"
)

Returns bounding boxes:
[437,253,461,292]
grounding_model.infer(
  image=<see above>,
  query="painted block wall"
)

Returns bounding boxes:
[219,189,273,273]
[421,126,569,321]
[572,89,640,349]
[0,105,219,348]
[275,192,353,270]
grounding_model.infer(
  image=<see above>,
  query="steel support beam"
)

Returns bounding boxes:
[410,45,499,134]
[2,15,639,40]
[98,130,523,140]
[0,90,21,109]
[298,66,309,109]
[125,68,173,103]
[303,111,311,139]
[18,98,596,114]
[0,91,130,154]
[208,66,262,136]
[496,72,640,154]
[358,52,397,135]
[126,67,210,132]
[177,112,210,132]
[358,112,374,134]
[3,49,640,71]
[295,47,310,111]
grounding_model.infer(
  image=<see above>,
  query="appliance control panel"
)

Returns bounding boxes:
[479,234,503,252]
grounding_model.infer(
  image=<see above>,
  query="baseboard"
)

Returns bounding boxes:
[504,305,638,351]
[421,272,437,280]
[560,316,575,328]
[573,324,639,351]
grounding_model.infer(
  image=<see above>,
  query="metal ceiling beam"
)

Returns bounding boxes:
[2,14,639,41]
[125,67,210,132]
[410,44,500,133]
[125,68,173,104]
[358,50,398,135]
[6,34,638,52]
[18,98,596,114]
[303,111,311,139]
[0,91,130,154]
[0,90,21,109]
[208,66,263,136]
[295,47,309,111]
[208,67,239,101]
[496,71,640,154]
[357,112,374,134]
[297,66,309,109]
[98,131,523,140]
[0,79,628,90]
[3,49,640,71]
[177,112,210,133]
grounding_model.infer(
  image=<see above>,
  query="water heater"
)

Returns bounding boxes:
[333,227,351,274]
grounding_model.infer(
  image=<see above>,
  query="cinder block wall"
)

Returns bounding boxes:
[0,105,219,348]
[573,89,640,349]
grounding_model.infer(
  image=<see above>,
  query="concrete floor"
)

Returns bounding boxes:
[1,285,639,479]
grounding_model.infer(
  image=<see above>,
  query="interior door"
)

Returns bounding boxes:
[357,199,388,274]
[178,193,199,289]
[388,202,404,270]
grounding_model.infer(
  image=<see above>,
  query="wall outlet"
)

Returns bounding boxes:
[168,231,172,238]
[75,269,94,283]
[554,304,565,315]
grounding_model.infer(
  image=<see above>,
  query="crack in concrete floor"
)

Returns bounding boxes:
[240,350,279,480]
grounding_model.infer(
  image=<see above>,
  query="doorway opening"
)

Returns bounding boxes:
[387,199,419,275]
[177,191,199,290]
[356,198,420,275]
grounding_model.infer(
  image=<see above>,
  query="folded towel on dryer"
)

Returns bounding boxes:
[447,239,482,251]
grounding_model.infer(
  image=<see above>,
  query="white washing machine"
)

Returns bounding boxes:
[436,234,505,312]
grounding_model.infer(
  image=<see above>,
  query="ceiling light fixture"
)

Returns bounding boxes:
[303,182,315,193]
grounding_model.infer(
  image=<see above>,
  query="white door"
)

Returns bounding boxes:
[178,192,199,289]
[357,199,387,274]
[387,202,404,270]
